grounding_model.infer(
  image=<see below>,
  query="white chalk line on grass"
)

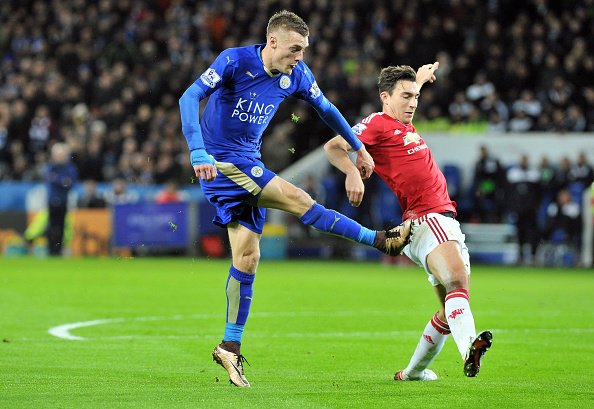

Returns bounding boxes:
[47,311,401,340]
[44,312,594,342]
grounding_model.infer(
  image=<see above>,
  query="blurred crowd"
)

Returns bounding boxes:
[470,146,594,263]
[1,0,594,186]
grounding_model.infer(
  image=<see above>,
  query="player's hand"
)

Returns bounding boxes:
[355,145,374,180]
[190,149,217,182]
[345,171,365,207]
[417,62,439,85]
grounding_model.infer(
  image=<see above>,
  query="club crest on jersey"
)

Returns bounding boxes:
[402,132,421,146]
[251,166,264,177]
[352,123,367,135]
[309,81,321,98]
[279,75,291,89]
[200,68,221,88]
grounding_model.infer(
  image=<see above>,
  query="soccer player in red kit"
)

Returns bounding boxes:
[324,62,492,379]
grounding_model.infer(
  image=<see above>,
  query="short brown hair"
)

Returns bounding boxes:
[267,10,309,38]
[378,65,417,95]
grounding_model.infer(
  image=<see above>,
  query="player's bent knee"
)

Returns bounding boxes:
[294,187,314,207]
[444,274,469,292]
[235,251,260,274]
[282,185,315,216]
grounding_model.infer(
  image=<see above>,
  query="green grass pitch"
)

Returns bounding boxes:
[1,257,593,408]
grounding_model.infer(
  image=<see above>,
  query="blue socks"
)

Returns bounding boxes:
[299,202,376,246]
[223,265,255,344]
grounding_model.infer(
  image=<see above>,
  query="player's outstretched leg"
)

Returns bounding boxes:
[464,330,493,377]
[299,203,410,255]
[394,312,450,381]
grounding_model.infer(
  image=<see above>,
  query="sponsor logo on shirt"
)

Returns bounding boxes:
[232,98,276,124]
[407,143,428,155]
[402,132,421,146]
[309,81,321,98]
[251,166,263,177]
[200,68,221,88]
[352,123,367,135]
[403,132,428,155]
[246,71,258,79]
[279,75,291,89]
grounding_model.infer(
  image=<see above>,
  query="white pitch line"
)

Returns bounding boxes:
[48,318,127,340]
[47,311,408,341]
[46,312,594,341]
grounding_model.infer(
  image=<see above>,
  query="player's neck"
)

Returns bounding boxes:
[260,45,281,76]
[383,109,411,127]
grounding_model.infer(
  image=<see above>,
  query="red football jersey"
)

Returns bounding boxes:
[354,112,456,221]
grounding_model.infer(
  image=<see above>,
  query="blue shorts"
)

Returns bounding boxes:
[200,155,276,234]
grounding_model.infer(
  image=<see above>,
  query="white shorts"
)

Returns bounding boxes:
[402,213,471,287]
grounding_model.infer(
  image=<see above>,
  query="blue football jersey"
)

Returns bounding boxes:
[193,44,325,159]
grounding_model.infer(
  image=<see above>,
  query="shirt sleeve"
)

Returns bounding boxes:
[179,50,237,152]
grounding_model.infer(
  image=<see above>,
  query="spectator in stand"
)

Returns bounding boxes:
[569,152,594,189]
[485,112,507,133]
[448,91,474,122]
[541,188,581,249]
[554,156,573,197]
[565,105,587,132]
[538,156,557,203]
[77,180,107,208]
[104,177,139,205]
[466,71,495,104]
[506,154,541,265]
[155,180,186,204]
[508,111,533,132]
[76,138,105,182]
[479,92,509,123]
[512,90,543,121]
[471,145,505,223]
[28,105,53,157]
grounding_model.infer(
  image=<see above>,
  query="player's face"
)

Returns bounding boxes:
[381,80,420,125]
[270,30,308,75]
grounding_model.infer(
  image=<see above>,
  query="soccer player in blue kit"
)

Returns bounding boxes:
[179,10,410,387]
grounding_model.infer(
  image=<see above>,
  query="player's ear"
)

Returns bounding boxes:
[380,91,389,104]
[269,35,277,48]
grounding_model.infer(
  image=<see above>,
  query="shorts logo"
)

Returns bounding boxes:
[251,166,263,177]
[200,68,221,88]
[309,81,321,98]
[279,75,291,89]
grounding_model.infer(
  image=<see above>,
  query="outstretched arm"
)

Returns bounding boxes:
[416,61,439,91]
[313,98,375,179]
[324,136,366,207]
